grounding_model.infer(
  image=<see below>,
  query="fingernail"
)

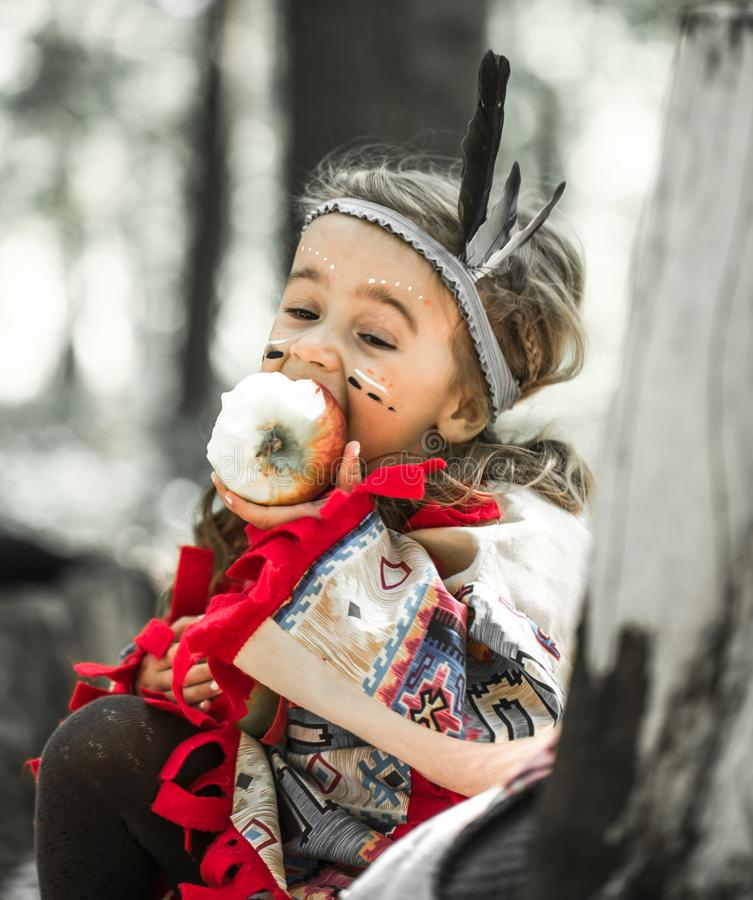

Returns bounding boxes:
[210,681,219,692]
[225,494,233,506]
[353,442,360,457]
[199,700,210,710]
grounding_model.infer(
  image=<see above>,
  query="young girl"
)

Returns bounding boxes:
[33,51,592,899]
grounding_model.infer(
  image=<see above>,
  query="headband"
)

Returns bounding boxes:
[301,51,566,420]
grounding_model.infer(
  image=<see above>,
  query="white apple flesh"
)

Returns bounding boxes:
[207,371,348,505]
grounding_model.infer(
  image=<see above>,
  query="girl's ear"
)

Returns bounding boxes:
[435,391,488,445]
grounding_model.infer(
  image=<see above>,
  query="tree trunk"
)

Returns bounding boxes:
[525,6,753,898]
[178,0,228,420]
[279,0,488,267]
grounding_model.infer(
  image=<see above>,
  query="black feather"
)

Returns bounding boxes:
[479,180,567,274]
[464,161,521,267]
[458,51,511,261]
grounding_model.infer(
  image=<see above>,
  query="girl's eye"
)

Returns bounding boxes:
[360,334,396,350]
[285,307,317,321]
[284,308,396,350]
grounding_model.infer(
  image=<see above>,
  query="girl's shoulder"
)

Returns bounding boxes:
[404,486,591,672]
[404,486,591,583]
[468,484,592,589]
[491,484,592,541]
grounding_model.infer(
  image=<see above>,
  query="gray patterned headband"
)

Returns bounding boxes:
[301,197,519,416]
[301,51,566,420]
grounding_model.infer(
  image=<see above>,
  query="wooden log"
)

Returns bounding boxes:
[525,5,753,897]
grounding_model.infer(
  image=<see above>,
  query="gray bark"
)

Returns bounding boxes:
[526,5,753,898]
[178,0,229,421]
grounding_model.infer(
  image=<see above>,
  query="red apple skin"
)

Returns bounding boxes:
[257,380,348,507]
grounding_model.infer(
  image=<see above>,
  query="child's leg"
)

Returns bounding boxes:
[34,693,223,899]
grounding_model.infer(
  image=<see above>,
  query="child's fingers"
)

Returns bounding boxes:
[211,471,228,495]
[211,471,328,529]
[501,726,561,788]
[171,614,204,639]
[151,616,204,670]
[233,496,325,528]
[209,444,362,528]
[168,679,221,707]
[182,662,213,687]
[545,723,562,751]
[335,441,362,494]
[143,669,173,694]
[156,643,206,672]
[140,659,217,702]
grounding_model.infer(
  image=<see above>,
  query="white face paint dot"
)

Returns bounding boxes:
[418,295,424,300]
[380,279,387,284]
[368,277,376,284]
[329,263,335,270]
[407,285,413,291]
[395,281,400,286]
[315,251,319,255]
[323,257,327,261]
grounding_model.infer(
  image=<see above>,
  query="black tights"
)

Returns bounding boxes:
[34,693,223,899]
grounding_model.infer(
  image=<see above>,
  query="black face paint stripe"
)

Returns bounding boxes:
[265,350,284,359]
[350,374,395,409]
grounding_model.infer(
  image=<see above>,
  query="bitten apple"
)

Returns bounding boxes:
[206,371,348,505]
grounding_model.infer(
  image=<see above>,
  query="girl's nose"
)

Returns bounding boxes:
[288,334,340,372]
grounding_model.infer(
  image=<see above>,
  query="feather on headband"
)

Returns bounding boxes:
[301,50,566,419]
[459,50,567,280]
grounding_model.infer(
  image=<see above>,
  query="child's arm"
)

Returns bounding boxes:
[125,616,277,734]
[235,618,557,798]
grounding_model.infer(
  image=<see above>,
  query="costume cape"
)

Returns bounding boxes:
[28,458,589,898]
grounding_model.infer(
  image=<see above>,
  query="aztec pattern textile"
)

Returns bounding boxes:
[30,458,590,899]
[342,743,555,900]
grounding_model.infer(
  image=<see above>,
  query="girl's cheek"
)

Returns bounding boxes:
[346,367,398,415]
[262,350,284,367]
[260,331,290,370]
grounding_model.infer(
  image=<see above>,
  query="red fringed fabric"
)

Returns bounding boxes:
[171,546,215,619]
[181,824,289,900]
[24,622,179,782]
[69,681,112,711]
[404,495,501,531]
[152,726,241,853]
[135,618,176,659]
[31,458,493,898]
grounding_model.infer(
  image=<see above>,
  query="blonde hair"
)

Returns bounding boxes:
[160,145,594,609]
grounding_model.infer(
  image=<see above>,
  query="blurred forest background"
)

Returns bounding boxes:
[0,0,692,890]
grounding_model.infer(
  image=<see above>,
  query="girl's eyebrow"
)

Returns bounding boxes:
[286,264,418,335]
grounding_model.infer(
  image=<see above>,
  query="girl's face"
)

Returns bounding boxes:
[260,213,480,472]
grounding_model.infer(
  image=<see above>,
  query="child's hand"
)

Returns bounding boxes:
[134,615,221,711]
[211,439,363,529]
